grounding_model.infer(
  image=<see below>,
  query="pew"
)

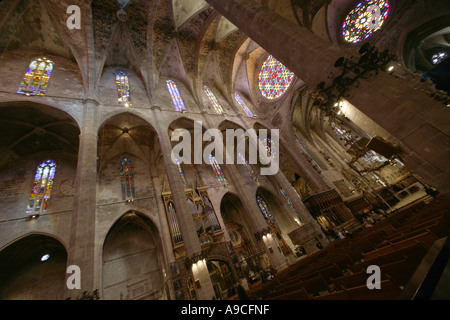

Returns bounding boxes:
[362,231,439,261]
[342,279,402,300]
[269,287,311,300]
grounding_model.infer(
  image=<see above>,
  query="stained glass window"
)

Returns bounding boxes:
[432,52,448,65]
[26,160,56,215]
[342,0,391,44]
[204,86,225,115]
[330,121,359,146]
[261,138,276,158]
[120,157,136,200]
[209,154,228,187]
[17,58,54,96]
[238,153,257,181]
[280,188,302,223]
[256,195,277,226]
[258,55,294,100]
[234,92,255,118]
[175,158,189,189]
[116,71,131,107]
[167,80,187,112]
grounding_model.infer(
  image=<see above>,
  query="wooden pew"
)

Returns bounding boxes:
[381,259,417,286]
[299,275,329,296]
[269,287,312,300]
[362,230,439,261]
[343,279,402,300]
[312,290,351,300]
[331,271,368,290]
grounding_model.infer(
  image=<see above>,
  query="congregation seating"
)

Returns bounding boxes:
[246,195,450,300]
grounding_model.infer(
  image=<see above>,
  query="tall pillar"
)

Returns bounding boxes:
[280,129,329,191]
[244,124,328,255]
[205,0,450,197]
[65,99,98,298]
[151,106,215,300]
[222,160,288,271]
[150,164,176,299]
[271,170,329,254]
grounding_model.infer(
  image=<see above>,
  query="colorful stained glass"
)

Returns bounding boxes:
[432,52,448,65]
[256,195,277,226]
[342,0,391,44]
[280,188,302,223]
[258,55,294,100]
[17,58,54,96]
[261,138,276,158]
[120,157,136,200]
[167,80,187,112]
[209,154,228,187]
[26,160,56,215]
[116,71,131,107]
[204,86,225,115]
[234,92,255,117]
[330,121,359,146]
[238,153,257,181]
[174,158,188,189]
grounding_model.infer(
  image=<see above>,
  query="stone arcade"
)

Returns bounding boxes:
[0,0,449,300]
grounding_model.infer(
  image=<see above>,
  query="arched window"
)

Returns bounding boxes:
[17,58,54,96]
[120,157,136,200]
[167,80,187,112]
[204,86,225,115]
[238,153,257,181]
[432,52,448,65]
[258,55,294,100]
[234,92,255,118]
[342,0,391,44]
[174,157,189,189]
[261,137,276,158]
[330,121,359,146]
[26,160,57,215]
[116,71,131,107]
[209,154,228,187]
[280,188,302,223]
[256,195,277,226]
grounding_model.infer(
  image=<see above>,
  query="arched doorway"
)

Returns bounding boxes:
[102,211,165,300]
[206,259,234,300]
[0,234,67,300]
[220,193,271,283]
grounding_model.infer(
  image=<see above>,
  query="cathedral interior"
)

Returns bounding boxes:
[0,0,449,301]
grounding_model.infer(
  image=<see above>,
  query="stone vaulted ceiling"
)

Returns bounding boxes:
[0,0,336,102]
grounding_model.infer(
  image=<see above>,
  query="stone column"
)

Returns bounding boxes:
[151,106,215,300]
[270,170,329,254]
[205,0,450,197]
[243,124,328,255]
[150,164,176,299]
[222,160,288,272]
[65,99,98,298]
[280,129,329,192]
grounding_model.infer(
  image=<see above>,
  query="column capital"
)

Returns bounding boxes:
[82,99,100,106]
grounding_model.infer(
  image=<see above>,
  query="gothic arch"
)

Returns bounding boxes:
[0,233,68,300]
[101,210,166,300]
